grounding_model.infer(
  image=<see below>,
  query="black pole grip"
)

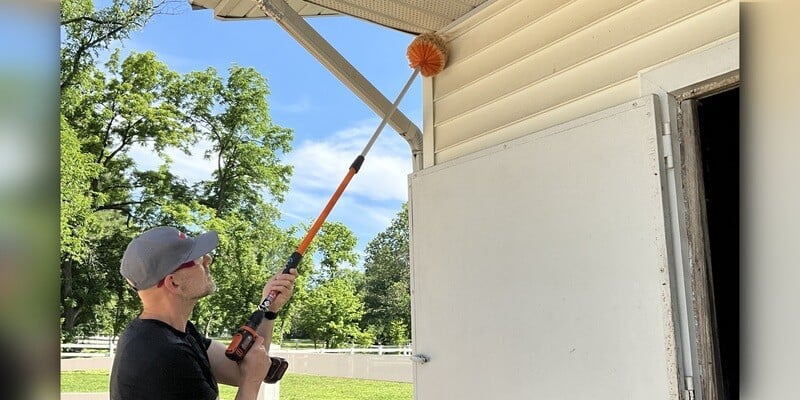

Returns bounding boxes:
[282,251,303,274]
[350,155,365,173]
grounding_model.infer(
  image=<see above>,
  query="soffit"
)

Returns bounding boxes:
[188,0,491,34]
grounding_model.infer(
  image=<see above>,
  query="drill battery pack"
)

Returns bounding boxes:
[264,356,289,384]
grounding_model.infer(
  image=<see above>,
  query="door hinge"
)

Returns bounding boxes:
[683,376,696,400]
[662,132,674,169]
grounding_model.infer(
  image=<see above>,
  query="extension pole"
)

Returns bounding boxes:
[226,31,447,362]
[226,72,418,361]
[258,67,421,313]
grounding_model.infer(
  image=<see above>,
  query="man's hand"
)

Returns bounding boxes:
[238,335,270,385]
[232,335,270,400]
[261,268,298,312]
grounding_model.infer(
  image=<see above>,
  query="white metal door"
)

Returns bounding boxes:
[409,95,680,399]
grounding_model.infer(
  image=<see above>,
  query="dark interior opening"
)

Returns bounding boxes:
[696,87,739,400]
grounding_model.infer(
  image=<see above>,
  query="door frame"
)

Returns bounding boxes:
[639,34,739,400]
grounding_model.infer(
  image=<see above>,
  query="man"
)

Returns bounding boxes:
[110,226,297,400]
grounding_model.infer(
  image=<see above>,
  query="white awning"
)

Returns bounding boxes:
[188,0,491,34]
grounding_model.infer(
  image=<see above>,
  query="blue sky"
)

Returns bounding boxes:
[113,3,421,265]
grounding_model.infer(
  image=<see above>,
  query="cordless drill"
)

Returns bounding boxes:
[224,252,302,382]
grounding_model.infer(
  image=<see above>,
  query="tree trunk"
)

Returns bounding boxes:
[112,284,127,336]
[204,313,214,336]
[61,259,77,336]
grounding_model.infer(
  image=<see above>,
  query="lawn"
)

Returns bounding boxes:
[61,370,110,393]
[62,370,413,400]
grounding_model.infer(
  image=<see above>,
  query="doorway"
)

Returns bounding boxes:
[679,86,739,400]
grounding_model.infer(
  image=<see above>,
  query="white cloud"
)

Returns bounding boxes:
[124,118,410,259]
[128,139,216,184]
[279,118,412,254]
[286,118,412,202]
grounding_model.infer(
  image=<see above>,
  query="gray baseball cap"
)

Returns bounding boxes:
[120,226,219,290]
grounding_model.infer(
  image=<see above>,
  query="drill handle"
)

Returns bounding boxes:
[224,311,263,362]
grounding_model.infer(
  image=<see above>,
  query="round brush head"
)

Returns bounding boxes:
[407,33,448,77]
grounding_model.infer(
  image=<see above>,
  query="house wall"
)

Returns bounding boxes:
[425,0,739,166]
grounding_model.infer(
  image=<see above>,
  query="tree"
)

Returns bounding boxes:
[178,64,294,335]
[60,115,101,261]
[362,204,411,344]
[60,0,182,93]
[311,221,358,284]
[188,65,293,217]
[60,48,200,337]
[192,211,292,336]
[271,220,367,346]
[294,278,371,348]
[60,1,185,338]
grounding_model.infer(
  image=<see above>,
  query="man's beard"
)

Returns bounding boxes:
[187,279,217,301]
[200,279,217,298]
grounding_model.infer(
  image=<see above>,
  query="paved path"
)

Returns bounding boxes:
[61,393,110,400]
[61,357,113,371]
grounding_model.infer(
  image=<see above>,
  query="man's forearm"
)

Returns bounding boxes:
[234,380,262,400]
[256,310,275,352]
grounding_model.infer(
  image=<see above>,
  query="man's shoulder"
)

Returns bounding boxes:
[117,319,189,350]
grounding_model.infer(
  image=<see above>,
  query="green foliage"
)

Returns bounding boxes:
[59,43,201,337]
[190,65,293,215]
[294,278,370,348]
[388,319,409,346]
[279,221,367,346]
[60,0,178,92]
[59,0,296,340]
[362,204,411,345]
[338,268,366,294]
[193,211,288,335]
[60,114,101,260]
[312,221,359,283]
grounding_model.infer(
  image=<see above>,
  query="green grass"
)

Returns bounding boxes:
[60,370,110,393]
[62,370,412,400]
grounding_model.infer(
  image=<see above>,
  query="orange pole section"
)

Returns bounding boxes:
[297,165,358,254]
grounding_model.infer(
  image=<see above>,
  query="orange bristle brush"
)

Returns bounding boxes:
[407,32,448,77]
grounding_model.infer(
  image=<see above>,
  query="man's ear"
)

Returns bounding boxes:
[163,275,181,292]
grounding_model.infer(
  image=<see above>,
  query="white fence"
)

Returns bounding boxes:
[291,345,412,356]
[60,338,413,384]
[61,336,117,358]
[61,337,410,357]
[271,351,412,383]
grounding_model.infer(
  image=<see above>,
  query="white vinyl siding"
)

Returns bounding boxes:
[427,0,738,165]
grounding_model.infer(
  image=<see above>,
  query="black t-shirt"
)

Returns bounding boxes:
[0,331,27,399]
[110,318,219,400]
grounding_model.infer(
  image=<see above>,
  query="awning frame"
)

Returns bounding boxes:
[256,0,424,171]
